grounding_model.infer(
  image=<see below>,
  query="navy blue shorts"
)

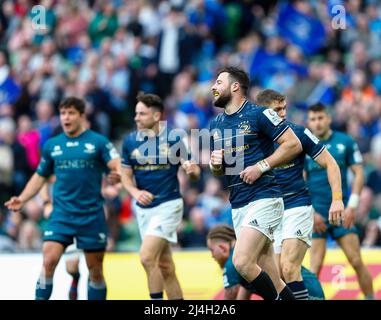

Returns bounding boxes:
[43,210,108,251]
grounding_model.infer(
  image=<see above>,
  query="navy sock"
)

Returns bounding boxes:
[69,273,80,300]
[250,271,279,300]
[150,292,163,300]
[279,285,296,300]
[88,281,107,300]
[287,281,308,300]
[35,277,53,300]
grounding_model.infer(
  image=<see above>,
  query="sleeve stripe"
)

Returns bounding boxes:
[121,164,132,168]
[273,125,289,142]
[312,146,326,160]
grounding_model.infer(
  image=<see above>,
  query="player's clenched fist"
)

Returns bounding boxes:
[181,160,200,178]
[133,190,155,206]
[210,149,224,168]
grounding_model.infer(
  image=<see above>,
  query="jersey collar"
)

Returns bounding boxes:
[224,99,248,116]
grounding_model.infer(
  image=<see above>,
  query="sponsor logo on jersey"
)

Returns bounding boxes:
[66,141,79,147]
[51,145,63,157]
[262,108,283,126]
[84,143,96,153]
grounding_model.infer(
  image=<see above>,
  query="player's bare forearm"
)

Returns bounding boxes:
[350,164,364,196]
[19,173,47,203]
[315,149,342,197]
[266,128,302,168]
[121,167,139,197]
[39,182,51,203]
[107,158,121,174]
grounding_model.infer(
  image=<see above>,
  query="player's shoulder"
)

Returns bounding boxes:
[44,132,65,147]
[333,130,355,144]
[86,129,111,145]
[122,130,138,146]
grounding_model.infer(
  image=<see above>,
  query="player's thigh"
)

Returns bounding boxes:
[281,238,309,266]
[234,227,269,265]
[140,235,169,263]
[42,241,66,264]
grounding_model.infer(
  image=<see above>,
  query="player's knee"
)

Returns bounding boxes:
[88,265,104,283]
[281,261,300,282]
[348,255,363,270]
[232,254,251,278]
[159,259,175,279]
[43,256,60,274]
[140,252,157,271]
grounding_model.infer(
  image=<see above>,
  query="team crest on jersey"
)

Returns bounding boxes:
[51,145,63,157]
[84,143,96,153]
[238,121,251,134]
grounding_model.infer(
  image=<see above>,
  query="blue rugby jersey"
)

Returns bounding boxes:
[305,130,363,218]
[37,130,119,215]
[209,100,289,209]
[274,122,325,210]
[121,127,190,208]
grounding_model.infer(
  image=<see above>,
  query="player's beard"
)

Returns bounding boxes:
[213,91,232,109]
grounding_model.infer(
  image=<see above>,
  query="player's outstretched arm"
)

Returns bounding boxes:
[121,166,154,206]
[4,173,47,211]
[314,149,344,226]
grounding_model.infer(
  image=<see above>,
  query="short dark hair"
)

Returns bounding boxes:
[207,224,236,242]
[136,92,164,113]
[217,66,250,95]
[255,89,286,106]
[308,102,328,114]
[59,97,86,114]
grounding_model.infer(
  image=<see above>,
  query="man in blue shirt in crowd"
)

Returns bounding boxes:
[121,93,200,300]
[5,97,120,300]
[305,103,374,299]
[209,66,302,300]
[255,89,344,299]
